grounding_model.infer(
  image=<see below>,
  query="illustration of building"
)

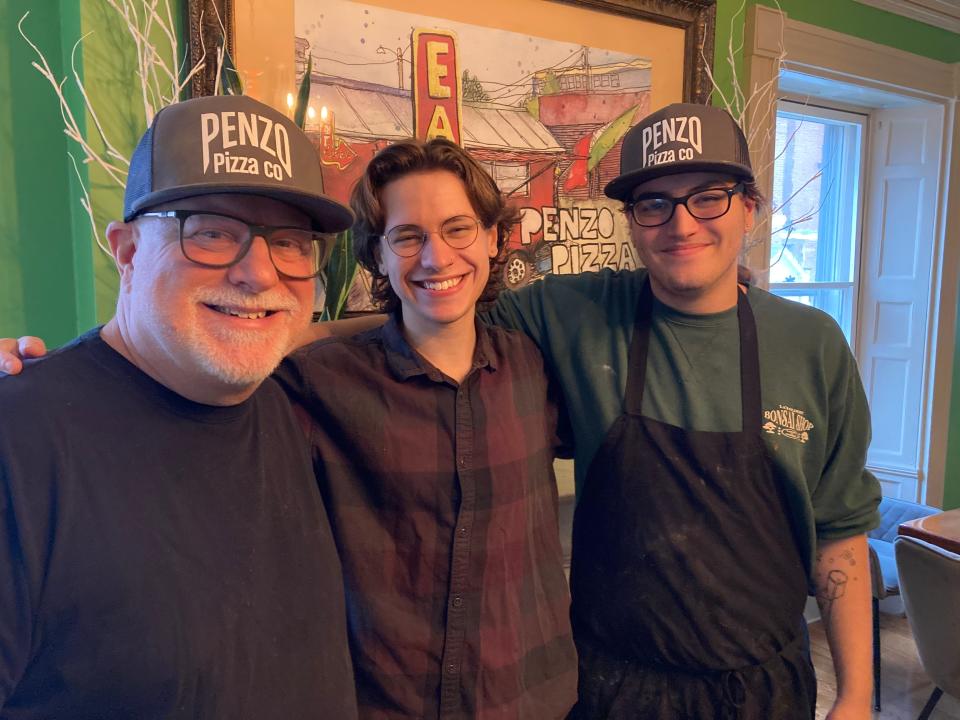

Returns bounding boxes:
[531,58,652,200]
[294,38,646,291]
[302,74,565,239]
[531,57,651,95]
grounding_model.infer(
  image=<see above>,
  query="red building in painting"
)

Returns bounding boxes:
[302,75,564,240]
[295,50,649,291]
[532,59,652,199]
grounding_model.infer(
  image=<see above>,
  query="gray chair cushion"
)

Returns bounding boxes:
[867,497,938,599]
[895,536,960,698]
[869,497,939,543]
[868,537,899,595]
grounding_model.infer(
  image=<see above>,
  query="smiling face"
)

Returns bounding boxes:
[376,170,498,342]
[628,171,755,314]
[112,193,315,399]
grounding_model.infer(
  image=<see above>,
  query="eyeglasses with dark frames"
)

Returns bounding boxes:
[379,215,481,258]
[137,210,333,279]
[625,182,746,228]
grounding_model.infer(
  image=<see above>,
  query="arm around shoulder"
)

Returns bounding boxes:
[293,315,387,350]
[0,337,48,375]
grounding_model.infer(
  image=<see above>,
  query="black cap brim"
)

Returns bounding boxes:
[126,184,355,233]
[604,160,754,202]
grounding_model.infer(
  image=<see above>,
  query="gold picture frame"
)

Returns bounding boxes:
[186,0,235,98]
[187,0,716,102]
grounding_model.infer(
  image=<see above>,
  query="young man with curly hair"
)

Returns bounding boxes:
[274,138,577,719]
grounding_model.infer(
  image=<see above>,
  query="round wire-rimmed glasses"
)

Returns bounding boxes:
[379,215,481,257]
[626,182,746,228]
[137,209,333,279]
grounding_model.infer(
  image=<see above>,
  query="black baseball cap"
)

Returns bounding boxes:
[604,102,754,201]
[124,95,354,233]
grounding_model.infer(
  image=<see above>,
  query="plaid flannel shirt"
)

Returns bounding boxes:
[276,316,577,719]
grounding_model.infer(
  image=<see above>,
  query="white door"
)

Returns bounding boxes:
[858,104,943,500]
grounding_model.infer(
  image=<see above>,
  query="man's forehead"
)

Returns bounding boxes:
[630,171,737,199]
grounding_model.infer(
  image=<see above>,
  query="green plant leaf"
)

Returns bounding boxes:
[321,229,358,321]
[218,36,243,96]
[587,103,640,172]
[294,55,313,129]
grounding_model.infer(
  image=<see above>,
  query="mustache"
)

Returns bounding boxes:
[192,287,301,313]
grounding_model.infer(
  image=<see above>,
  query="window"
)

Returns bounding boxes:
[480,161,529,197]
[769,102,866,343]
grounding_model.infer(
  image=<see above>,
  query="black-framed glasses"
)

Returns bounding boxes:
[626,182,746,228]
[137,210,333,279]
[380,215,481,257]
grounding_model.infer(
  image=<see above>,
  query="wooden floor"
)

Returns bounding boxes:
[811,612,960,719]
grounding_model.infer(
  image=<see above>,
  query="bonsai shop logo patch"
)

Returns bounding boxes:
[762,404,814,444]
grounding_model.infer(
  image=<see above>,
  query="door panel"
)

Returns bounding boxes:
[859,105,943,500]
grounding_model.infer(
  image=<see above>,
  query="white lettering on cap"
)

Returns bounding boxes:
[201,112,219,173]
[274,123,292,179]
[641,125,653,167]
[686,116,702,154]
[639,115,704,168]
[200,110,293,180]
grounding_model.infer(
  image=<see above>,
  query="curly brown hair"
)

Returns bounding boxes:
[741,179,767,215]
[350,138,520,313]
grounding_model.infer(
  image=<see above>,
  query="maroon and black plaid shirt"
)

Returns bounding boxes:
[276,316,577,719]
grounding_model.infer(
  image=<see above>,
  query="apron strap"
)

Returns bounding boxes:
[736,288,762,434]
[624,280,654,416]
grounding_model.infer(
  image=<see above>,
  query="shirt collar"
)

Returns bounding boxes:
[381,312,497,383]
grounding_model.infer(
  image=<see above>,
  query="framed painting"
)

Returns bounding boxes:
[187,0,716,305]
[188,1,715,102]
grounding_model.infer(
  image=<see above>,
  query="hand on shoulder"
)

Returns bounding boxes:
[0,336,47,375]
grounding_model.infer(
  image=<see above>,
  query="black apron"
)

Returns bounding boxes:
[568,281,816,719]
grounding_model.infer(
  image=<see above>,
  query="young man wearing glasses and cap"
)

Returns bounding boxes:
[483,104,881,719]
[0,95,357,717]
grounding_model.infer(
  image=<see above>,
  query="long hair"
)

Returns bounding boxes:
[350,138,520,312]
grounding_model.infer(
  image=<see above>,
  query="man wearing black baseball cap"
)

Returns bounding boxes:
[484,103,881,718]
[0,95,357,717]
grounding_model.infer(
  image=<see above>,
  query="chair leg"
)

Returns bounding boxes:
[873,596,881,711]
[917,687,943,720]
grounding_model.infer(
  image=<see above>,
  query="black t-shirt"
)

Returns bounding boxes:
[0,330,357,719]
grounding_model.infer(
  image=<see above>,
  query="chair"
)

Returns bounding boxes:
[894,536,960,720]
[867,496,938,710]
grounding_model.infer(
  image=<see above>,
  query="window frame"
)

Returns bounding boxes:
[768,99,869,347]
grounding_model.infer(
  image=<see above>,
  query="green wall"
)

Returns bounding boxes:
[946,316,960,509]
[0,0,181,345]
[713,0,960,509]
[0,0,92,346]
[757,0,960,63]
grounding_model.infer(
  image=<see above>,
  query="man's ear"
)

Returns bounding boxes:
[742,195,757,234]
[106,221,138,290]
[374,246,386,276]
[484,227,498,259]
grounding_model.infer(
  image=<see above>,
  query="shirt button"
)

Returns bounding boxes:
[446,664,457,675]
[452,596,463,608]
[458,527,468,538]
[457,456,467,468]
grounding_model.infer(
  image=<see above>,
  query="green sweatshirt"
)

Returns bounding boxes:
[483,268,880,580]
